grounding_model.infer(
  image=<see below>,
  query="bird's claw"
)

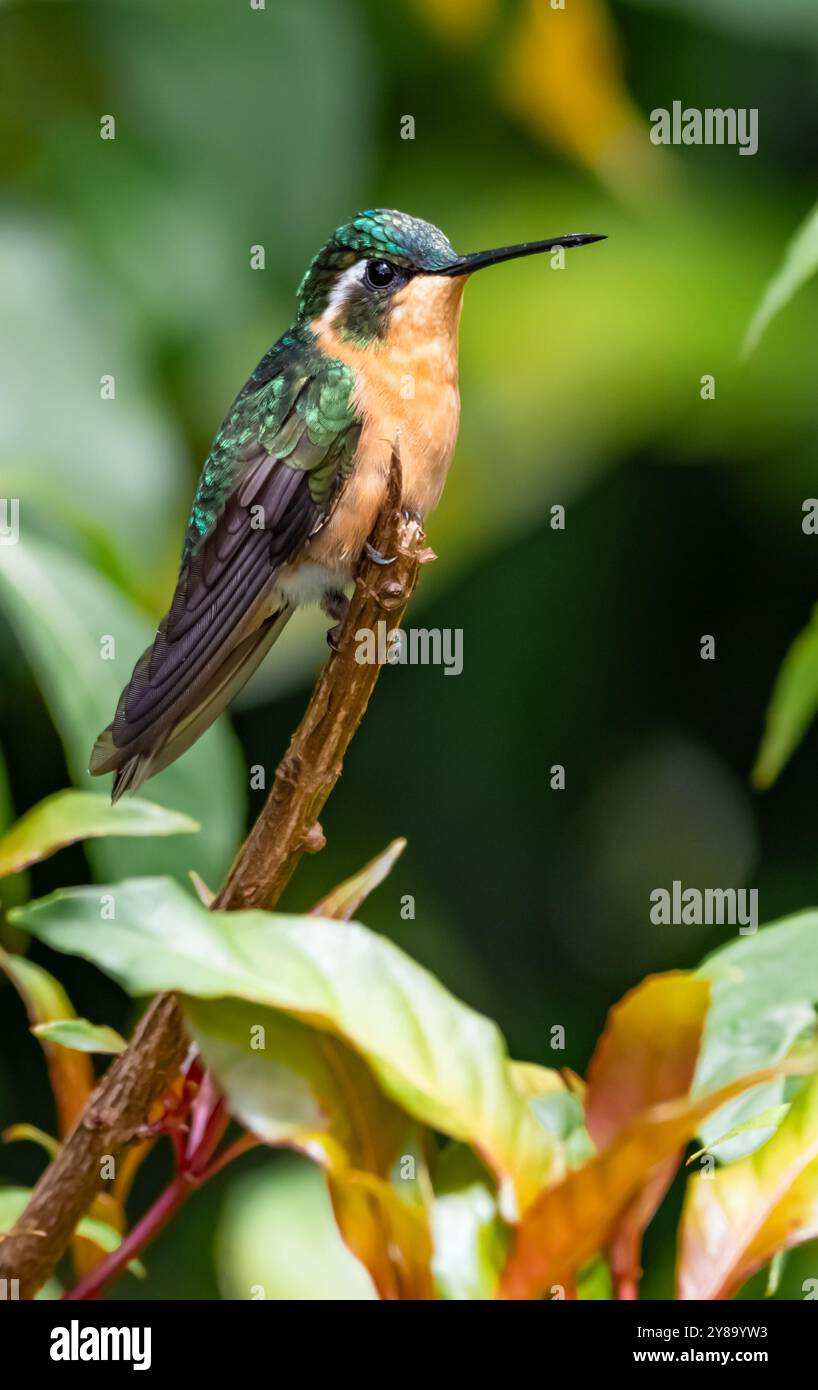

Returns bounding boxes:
[322,588,349,651]
[364,541,396,566]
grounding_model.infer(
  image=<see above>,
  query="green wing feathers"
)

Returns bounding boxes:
[90,330,360,800]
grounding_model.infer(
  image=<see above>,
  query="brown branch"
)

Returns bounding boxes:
[0,443,433,1298]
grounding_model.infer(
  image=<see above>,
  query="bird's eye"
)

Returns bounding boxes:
[365,259,397,289]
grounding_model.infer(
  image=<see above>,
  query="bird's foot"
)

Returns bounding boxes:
[401,505,422,527]
[322,588,349,651]
[321,588,349,622]
[364,541,396,566]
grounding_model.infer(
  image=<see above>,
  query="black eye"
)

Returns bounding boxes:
[365,259,397,289]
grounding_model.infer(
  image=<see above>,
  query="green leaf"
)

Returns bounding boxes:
[32,1018,127,1055]
[0,534,245,884]
[431,1145,509,1300]
[191,839,430,1299]
[73,1214,146,1278]
[742,201,818,357]
[185,997,408,1168]
[577,1256,614,1300]
[0,740,28,917]
[0,790,198,879]
[765,1250,788,1298]
[526,1090,592,1164]
[752,606,818,789]
[509,1061,592,1169]
[679,1074,818,1299]
[696,912,818,1159]
[16,876,558,1218]
[686,1105,790,1165]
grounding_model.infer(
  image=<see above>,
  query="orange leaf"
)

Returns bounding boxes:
[499,1053,818,1301]
[585,972,711,1297]
[331,1170,435,1301]
[0,947,93,1136]
[310,839,406,922]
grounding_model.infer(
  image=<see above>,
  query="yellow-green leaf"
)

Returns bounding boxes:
[752,605,818,789]
[742,200,818,357]
[0,790,198,879]
[186,996,434,1299]
[32,1018,126,1055]
[431,1145,509,1300]
[686,1105,789,1165]
[15,876,558,1217]
[1,1123,59,1159]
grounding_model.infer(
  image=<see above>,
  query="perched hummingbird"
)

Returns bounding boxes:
[91,209,604,799]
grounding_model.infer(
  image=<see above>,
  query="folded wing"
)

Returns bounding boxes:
[90,339,360,798]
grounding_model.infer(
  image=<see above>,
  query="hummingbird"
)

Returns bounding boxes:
[91,209,604,800]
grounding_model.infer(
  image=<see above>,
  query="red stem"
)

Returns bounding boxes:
[187,1097,230,1176]
[63,1076,236,1301]
[195,1131,261,1184]
[185,1072,220,1161]
[64,1173,190,1301]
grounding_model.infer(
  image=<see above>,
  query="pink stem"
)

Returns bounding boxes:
[185,1072,220,1160]
[195,1131,261,1184]
[187,1097,230,1176]
[63,1073,236,1302]
[64,1174,190,1301]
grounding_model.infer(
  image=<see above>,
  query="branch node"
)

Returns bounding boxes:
[301,821,326,854]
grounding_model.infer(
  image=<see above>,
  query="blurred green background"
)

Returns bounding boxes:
[2,0,818,1298]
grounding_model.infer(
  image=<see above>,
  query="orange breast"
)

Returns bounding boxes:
[309,274,466,566]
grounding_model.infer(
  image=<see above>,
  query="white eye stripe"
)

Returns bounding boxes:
[324,259,369,315]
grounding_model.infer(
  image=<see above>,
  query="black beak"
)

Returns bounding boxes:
[437,233,606,276]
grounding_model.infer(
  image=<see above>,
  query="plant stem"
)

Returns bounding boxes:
[195,1132,261,1185]
[63,1174,190,1301]
[64,1093,233,1300]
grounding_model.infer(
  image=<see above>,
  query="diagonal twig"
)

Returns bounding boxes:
[0,441,433,1298]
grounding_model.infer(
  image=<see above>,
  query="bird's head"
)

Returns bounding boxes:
[297,208,605,348]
